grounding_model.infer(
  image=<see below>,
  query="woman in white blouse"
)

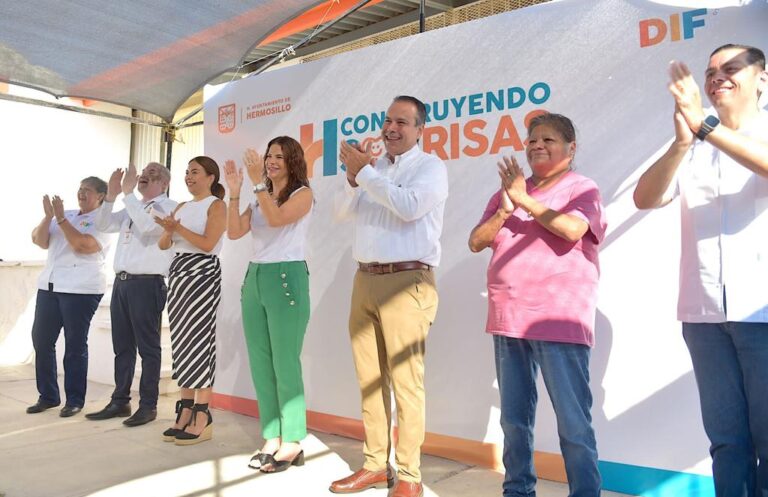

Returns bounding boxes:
[28,177,111,418]
[156,156,226,445]
[224,136,313,473]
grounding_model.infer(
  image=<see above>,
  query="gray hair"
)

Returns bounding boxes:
[81,176,107,204]
[393,95,427,127]
[145,162,171,184]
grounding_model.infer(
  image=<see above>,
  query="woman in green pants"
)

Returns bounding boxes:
[224,136,313,473]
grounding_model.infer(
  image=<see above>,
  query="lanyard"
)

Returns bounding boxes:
[128,200,155,230]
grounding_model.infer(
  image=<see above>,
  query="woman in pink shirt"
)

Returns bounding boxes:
[469,113,607,497]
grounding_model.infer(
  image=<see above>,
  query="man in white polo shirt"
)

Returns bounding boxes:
[88,162,177,426]
[634,44,768,496]
[330,96,449,497]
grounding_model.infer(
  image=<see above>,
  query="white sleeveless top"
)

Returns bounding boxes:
[173,196,223,255]
[250,187,312,263]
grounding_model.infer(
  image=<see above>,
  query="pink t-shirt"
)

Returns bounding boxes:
[479,171,606,346]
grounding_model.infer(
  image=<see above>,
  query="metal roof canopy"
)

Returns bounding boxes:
[0,0,323,124]
[0,0,473,128]
[242,0,474,71]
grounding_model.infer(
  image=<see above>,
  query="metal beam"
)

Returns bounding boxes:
[419,0,426,32]
[333,17,370,28]
[386,0,419,8]
[292,6,443,58]
[424,0,453,11]
[0,92,166,128]
[365,3,411,16]
[345,10,387,22]
[177,0,379,127]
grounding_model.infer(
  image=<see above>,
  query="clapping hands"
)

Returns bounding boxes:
[105,165,139,201]
[340,140,373,178]
[122,163,138,194]
[497,156,526,208]
[51,195,65,221]
[154,213,179,232]
[223,160,244,194]
[668,61,704,145]
[107,168,124,202]
[42,195,54,220]
[243,148,264,185]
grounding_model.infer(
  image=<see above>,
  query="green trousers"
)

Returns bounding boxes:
[241,261,310,442]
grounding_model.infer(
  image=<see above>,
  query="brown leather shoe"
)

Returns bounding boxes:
[389,481,423,497]
[329,466,394,493]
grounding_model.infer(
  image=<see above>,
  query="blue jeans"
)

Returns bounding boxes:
[31,290,103,408]
[683,322,768,497]
[494,335,601,497]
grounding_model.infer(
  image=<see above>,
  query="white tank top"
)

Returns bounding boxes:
[250,187,312,263]
[173,196,223,255]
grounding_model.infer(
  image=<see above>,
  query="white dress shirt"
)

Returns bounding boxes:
[675,110,768,323]
[95,192,178,275]
[335,144,449,266]
[37,209,112,294]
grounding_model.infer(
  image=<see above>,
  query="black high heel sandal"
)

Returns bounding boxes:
[174,403,213,446]
[162,399,194,442]
[248,450,277,470]
[261,450,305,473]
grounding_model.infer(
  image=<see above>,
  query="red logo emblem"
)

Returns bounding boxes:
[218,104,236,133]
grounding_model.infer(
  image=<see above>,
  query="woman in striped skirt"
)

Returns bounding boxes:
[223,136,312,473]
[156,156,226,445]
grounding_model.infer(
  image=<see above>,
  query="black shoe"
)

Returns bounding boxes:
[163,399,194,442]
[26,400,60,414]
[248,451,277,470]
[60,406,82,417]
[123,407,157,427]
[260,450,305,473]
[174,403,213,446]
[85,402,131,420]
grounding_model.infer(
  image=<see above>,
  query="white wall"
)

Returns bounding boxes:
[0,87,131,262]
[0,86,132,369]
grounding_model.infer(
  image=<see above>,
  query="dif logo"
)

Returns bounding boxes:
[639,8,707,48]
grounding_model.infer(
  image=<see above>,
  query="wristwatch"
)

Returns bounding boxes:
[253,183,268,194]
[695,115,720,141]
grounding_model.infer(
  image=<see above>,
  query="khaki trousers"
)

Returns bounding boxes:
[349,268,438,483]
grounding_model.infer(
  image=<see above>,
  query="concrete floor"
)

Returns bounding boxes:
[0,364,630,497]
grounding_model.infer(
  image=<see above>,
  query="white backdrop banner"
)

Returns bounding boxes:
[203,0,768,494]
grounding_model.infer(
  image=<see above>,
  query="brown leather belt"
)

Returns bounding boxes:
[358,261,431,275]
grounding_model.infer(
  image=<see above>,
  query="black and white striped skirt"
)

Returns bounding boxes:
[167,253,221,389]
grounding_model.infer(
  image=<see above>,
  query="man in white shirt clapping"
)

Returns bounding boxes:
[330,96,449,497]
[88,162,177,427]
[634,44,768,497]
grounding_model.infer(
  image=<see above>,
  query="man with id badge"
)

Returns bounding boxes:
[90,162,177,427]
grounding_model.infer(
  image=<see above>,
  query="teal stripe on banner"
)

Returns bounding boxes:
[599,461,714,497]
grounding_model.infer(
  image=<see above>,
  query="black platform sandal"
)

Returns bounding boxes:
[162,398,194,442]
[174,403,213,446]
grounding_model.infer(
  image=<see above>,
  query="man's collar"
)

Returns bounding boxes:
[385,144,420,165]
[141,192,168,204]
